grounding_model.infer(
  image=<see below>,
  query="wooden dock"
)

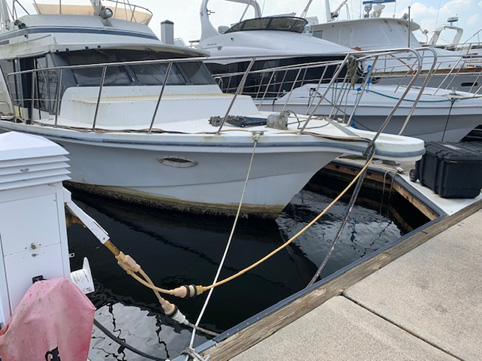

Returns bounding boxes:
[188,160,482,361]
[228,204,482,360]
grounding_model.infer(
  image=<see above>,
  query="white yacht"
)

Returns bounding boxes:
[199,0,482,142]
[309,0,482,94]
[261,82,482,142]
[199,0,352,96]
[0,0,425,217]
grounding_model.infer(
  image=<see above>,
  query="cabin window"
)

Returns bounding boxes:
[61,50,131,86]
[71,66,131,86]
[35,57,60,113]
[0,56,60,119]
[312,30,323,39]
[242,18,270,31]
[267,17,306,32]
[58,49,215,86]
[130,63,185,85]
[178,62,214,85]
[0,59,17,106]
[225,16,308,34]
[10,58,34,112]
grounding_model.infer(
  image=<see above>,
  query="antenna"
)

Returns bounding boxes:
[447,16,458,24]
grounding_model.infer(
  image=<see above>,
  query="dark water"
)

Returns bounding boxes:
[67,188,406,361]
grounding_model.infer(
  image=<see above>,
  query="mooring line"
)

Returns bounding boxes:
[308,145,376,286]
[188,131,262,349]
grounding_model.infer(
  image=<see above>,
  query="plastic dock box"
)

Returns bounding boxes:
[414,142,482,198]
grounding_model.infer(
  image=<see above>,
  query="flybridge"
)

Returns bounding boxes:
[0,0,173,59]
[1,0,153,26]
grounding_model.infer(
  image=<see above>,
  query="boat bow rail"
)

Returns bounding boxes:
[0,52,427,154]
[1,49,433,134]
[209,48,434,133]
[206,48,482,142]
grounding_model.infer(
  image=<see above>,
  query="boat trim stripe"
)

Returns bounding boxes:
[0,26,158,43]
[21,131,425,159]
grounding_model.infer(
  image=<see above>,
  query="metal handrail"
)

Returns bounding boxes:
[216,58,256,135]
[91,66,107,130]
[5,49,450,135]
[148,62,173,133]
[54,69,63,126]
[398,47,438,135]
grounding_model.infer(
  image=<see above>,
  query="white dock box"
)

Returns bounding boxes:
[0,132,70,327]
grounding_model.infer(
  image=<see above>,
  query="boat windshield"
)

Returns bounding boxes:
[225,16,308,34]
[57,49,215,86]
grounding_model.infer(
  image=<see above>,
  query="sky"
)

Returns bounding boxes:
[13,0,481,45]
[137,0,482,45]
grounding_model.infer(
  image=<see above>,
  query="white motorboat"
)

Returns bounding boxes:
[308,0,482,94]
[0,0,425,217]
[199,0,482,142]
[199,0,352,97]
[260,83,482,142]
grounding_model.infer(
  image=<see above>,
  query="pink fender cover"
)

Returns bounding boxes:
[0,278,95,361]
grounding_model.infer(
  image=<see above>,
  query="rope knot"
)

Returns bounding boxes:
[181,347,211,361]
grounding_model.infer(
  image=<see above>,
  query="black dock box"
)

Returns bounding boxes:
[414,142,482,198]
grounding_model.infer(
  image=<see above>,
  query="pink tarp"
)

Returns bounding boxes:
[0,278,95,361]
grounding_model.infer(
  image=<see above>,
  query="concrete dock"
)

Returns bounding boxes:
[231,207,482,360]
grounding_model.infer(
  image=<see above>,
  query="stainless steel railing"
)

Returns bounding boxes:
[6,48,454,137]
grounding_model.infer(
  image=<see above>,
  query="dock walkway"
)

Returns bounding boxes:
[231,207,482,360]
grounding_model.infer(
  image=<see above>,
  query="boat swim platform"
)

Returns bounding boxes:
[180,158,482,361]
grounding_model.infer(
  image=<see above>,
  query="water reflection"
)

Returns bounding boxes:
[67,188,402,360]
[279,191,402,278]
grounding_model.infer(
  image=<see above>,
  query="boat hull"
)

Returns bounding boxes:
[61,140,341,217]
[0,124,342,217]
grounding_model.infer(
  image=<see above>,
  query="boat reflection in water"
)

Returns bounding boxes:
[67,188,403,360]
